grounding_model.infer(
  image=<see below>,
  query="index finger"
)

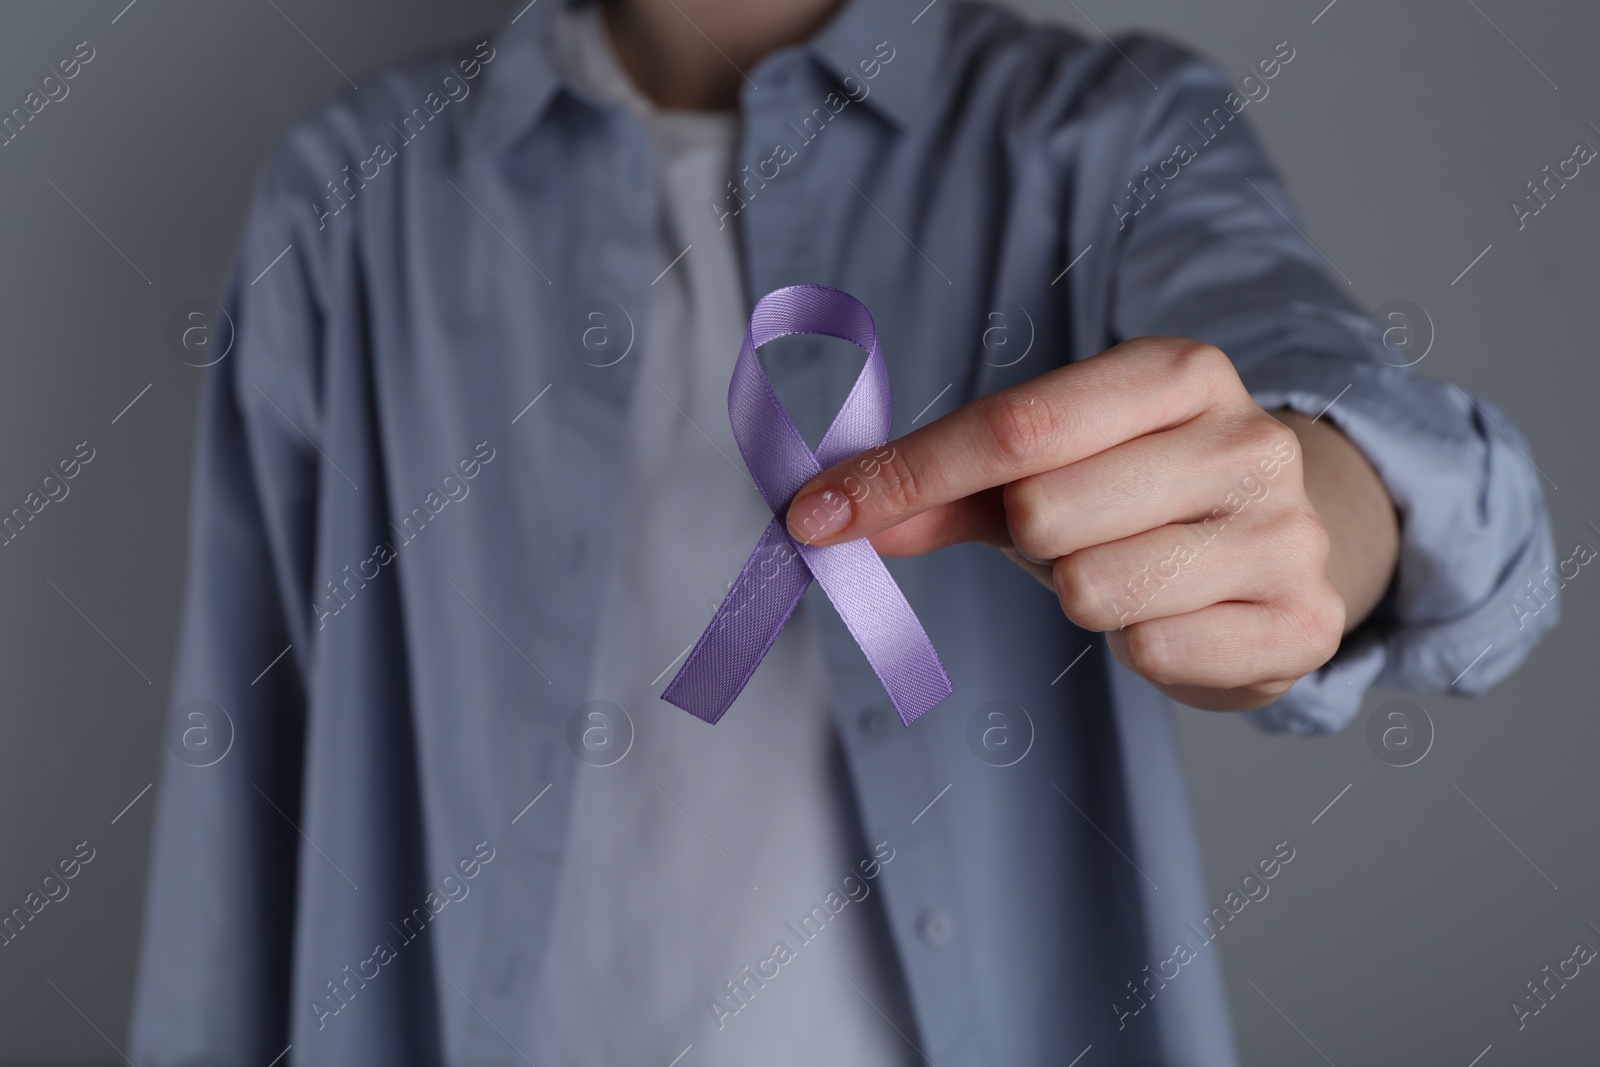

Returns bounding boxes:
[784,337,1241,547]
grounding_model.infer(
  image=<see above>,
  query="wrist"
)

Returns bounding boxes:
[1272,408,1400,632]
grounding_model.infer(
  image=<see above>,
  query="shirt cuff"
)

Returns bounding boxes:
[1231,307,1559,735]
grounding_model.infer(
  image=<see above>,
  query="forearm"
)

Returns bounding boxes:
[1273,409,1399,634]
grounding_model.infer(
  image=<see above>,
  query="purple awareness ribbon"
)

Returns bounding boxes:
[661,284,953,727]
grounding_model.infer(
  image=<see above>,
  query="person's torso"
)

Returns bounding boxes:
[277,3,1232,1062]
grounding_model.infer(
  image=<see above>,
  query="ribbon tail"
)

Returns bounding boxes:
[797,539,953,726]
[661,517,813,724]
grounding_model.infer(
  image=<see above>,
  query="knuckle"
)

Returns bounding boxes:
[1121,622,1176,684]
[1235,413,1296,462]
[1052,553,1107,629]
[1267,418,1301,459]
[1298,589,1347,651]
[983,389,1058,467]
[1002,480,1053,559]
[1304,508,1333,561]
[1278,504,1331,569]
[1270,427,1305,475]
[1253,677,1297,699]
[869,445,924,517]
[1174,341,1234,391]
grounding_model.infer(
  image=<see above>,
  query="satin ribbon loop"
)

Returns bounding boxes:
[661,284,953,727]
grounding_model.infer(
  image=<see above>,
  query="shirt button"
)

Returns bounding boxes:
[857,708,891,738]
[916,909,955,946]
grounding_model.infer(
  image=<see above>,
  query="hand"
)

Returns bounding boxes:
[785,337,1397,712]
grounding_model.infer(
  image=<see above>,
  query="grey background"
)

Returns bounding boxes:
[0,0,1594,1063]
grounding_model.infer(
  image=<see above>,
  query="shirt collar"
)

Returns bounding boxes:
[802,0,948,130]
[463,0,949,155]
[461,1,565,156]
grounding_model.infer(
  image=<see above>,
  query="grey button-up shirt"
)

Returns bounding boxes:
[129,1,1557,1065]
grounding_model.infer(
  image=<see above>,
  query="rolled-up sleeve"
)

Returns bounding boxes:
[1101,40,1558,734]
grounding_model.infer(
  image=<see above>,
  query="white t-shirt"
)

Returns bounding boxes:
[525,7,918,1065]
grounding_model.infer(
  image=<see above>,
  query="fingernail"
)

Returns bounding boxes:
[787,489,852,544]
